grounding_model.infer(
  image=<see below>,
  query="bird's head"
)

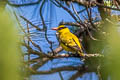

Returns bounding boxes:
[52,25,70,33]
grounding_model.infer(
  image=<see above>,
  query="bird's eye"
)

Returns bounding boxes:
[58,27,67,30]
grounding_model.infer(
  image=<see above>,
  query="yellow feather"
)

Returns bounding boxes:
[56,25,84,56]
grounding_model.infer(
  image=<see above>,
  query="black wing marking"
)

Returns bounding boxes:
[60,37,83,53]
[72,38,83,53]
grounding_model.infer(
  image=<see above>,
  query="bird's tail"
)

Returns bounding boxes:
[78,51,85,57]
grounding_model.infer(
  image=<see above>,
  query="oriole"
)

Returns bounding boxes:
[52,25,84,56]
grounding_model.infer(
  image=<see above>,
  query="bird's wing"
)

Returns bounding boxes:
[60,32,83,53]
[71,38,83,53]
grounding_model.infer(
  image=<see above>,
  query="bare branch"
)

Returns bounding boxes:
[69,71,84,80]
[60,22,81,27]
[55,0,78,22]
[61,0,120,11]
[86,2,96,29]
[53,46,63,53]
[58,72,64,80]
[71,2,83,22]
[14,12,43,53]
[116,0,120,5]
[40,0,55,55]
[20,16,43,31]
[50,53,104,58]
[50,0,61,7]
[96,2,120,11]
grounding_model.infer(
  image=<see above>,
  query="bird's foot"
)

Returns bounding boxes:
[80,53,85,57]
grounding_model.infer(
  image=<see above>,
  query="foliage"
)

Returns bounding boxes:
[0,11,22,80]
[103,23,120,80]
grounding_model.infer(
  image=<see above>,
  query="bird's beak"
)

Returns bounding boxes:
[51,27,58,30]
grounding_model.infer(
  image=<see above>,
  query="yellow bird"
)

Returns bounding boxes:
[52,25,84,56]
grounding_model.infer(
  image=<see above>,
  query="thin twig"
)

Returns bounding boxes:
[86,26,97,40]
[47,53,104,59]
[69,71,84,80]
[97,65,102,80]
[55,0,78,22]
[71,2,83,22]
[77,8,86,14]
[59,22,81,27]
[55,0,86,29]
[14,12,43,52]
[60,0,120,11]
[95,2,120,11]
[20,16,43,31]
[86,2,96,29]
[116,0,120,5]
[50,0,61,7]
[27,22,30,65]
[39,0,55,55]
[58,72,64,80]
[113,0,119,9]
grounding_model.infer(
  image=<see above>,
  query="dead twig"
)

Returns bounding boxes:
[20,16,43,31]
[71,2,83,22]
[14,12,43,53]
[40,0,55,55]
